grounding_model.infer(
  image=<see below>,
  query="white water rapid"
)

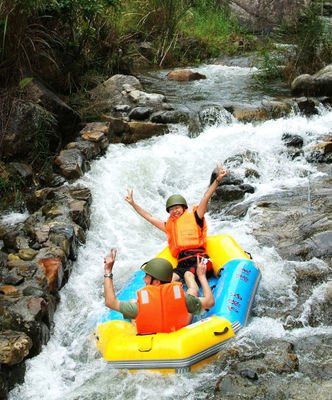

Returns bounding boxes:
[9,65,332,400]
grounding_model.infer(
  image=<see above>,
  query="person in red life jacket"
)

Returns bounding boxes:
[125,165,228,296]
[103,249,214,334]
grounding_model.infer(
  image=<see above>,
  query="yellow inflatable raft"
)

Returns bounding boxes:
[95,234,261,373]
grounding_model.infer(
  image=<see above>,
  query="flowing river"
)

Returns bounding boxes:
[9,63,332,399]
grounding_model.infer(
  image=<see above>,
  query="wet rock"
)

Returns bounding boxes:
[37,257,64,293]
[282,133,304,148]
[107,117,130,137]
[239,368,258,380]
[17,248,38,261]
[245,168,260,179]
[291,64,332,97]
[128,106,154,120]
[0,285,20,297]
[214,184,254,202]
[150,110,190,124]
[306,140,332,163]
[225,104,270,122]
[110,121,169,144]
[22,286,45,297]
[167,69,207,81]
[199,104,234,128]
[54,148,86,180]
[89,74,143,114]
[261,99,293,118]
[128,90,166,107]
[0,100,57,160]
[213,339,300,400]
[0,331,32,365]
[294,97,320,115]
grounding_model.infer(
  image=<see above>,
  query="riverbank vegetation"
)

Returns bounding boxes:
[1,1,331,94]
[0,0,331,212]
[255,2,332,85]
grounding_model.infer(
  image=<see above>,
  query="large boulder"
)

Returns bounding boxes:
[291,64,332,97]
[1,100,56,160]
[25,80,81,143]
[229,0,308,33]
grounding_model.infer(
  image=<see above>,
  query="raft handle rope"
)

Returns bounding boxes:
[213,326,229,336]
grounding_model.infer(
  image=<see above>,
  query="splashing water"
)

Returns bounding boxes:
[9,66,332,400]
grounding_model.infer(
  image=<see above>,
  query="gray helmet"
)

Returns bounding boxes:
[141,258,173,283]
[166,194,188,212]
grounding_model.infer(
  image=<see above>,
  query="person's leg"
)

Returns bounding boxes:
[184,271,199,296]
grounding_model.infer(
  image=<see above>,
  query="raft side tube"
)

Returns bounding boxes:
[208,259,261,326]
[95,316,235,370]
[206,234,251,276]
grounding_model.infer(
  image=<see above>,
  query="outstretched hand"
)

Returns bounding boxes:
[125,189,134,206]
[196,255,207,279]
[104,248,117,273]
[215,164,228,183]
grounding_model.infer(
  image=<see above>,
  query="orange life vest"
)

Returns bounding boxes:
[165,206,207,258]
[135,282,190,334]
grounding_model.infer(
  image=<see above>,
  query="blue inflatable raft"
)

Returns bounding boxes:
[95,234,261,373]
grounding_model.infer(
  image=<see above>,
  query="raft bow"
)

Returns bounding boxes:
[95,234,261,373]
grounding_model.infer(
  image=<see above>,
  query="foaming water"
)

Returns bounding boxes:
[9,79,332,399]
[139,63,268,110]
[0,211,29,225]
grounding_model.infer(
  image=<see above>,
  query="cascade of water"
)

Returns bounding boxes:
[9,65,332,400]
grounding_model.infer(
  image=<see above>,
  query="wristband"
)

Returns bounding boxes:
[104,272,113,279]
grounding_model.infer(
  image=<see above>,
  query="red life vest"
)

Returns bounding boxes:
[135,282,190,334]
[165,206,207,258]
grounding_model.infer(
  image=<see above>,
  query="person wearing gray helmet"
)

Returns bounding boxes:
[125,165,228,296]
[103,249,214,334]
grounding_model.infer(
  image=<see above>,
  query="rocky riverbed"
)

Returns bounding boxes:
[1,68,332,399]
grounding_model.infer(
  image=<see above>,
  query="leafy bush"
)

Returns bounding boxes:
[290,3,332,76]
[0,0,58,86]
[178,0,254,58]
[0,0,120,90]
[254,3,332,87]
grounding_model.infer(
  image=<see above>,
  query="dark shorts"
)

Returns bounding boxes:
[174,249,212,282]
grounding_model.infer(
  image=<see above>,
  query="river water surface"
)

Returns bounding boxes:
[9,64,332,399]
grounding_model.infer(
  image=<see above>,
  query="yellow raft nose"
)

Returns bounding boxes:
[95,316,235,373]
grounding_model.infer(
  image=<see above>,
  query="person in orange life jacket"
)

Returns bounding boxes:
[125,165,228,296]
[103,249,214,334]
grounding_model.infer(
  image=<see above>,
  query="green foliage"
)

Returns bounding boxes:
[119,0,194,66]
[0,0,120,89]
[0,0,59,86]
[179,0,254,58]
[18,77,33,90]
[56,0,119,18]
[274,3,332,81]
[252,46,287,90]
[28,106,57,170]
[0,165,26,212]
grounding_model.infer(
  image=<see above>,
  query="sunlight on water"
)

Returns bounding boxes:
[9,73,332,399]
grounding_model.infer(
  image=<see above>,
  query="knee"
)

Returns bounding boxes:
[184,271,195,280]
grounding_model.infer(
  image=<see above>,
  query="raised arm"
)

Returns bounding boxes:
[125,189,166,232]
[196,256,215,310]
[103,248,121,311]
[196,165,228,219]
